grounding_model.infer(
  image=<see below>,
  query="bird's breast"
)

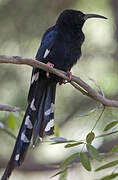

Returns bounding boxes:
[48,41,81,71]
[44,31,84,71]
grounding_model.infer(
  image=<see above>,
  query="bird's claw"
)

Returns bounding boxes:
[59,79,66,85]
[59,70,72,85]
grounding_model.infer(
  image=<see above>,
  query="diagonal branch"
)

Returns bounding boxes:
[0,55,118,107]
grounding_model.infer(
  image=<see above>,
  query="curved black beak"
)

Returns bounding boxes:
[84,14,107,20]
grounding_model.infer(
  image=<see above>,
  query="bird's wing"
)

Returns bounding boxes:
[28,28,58,103]
[35,28,58,61]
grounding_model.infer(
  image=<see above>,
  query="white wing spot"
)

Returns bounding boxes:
[43,49,50,58]
[15,154,20,161]
[31,72,39,84]
[25,115,33,129]
[45,103,54,116]
[30,98,36,111]
[39,137,43,141]
[45,119,54,132]
[33,145,35,149]
[21,132,30,143]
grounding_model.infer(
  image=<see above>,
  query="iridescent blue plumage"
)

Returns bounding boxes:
[35,29,58,61]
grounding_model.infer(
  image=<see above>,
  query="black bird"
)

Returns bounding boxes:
[1,9,107,180]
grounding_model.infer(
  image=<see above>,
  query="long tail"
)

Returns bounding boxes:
[33,79,57,145]
[1,69,57,180]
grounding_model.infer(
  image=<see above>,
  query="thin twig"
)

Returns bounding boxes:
[0,104,21,112]
[91,106,105,131]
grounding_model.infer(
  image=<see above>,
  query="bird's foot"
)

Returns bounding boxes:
[59,79,66,85]
[67,70,72,81]
[46,62,54,78]
[59,70,72,85]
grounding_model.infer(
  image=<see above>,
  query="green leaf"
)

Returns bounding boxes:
[64,142,84,148]
[50,137,68,142]
[50,137,76,145]
[59,168,67,180]
[86,144,101,161]
[86,132,95,144]
[95,160,118,171]
[54,122,60,137]
[51,141,76,145]
[97,130,118,138]
[96,173,118,180]
[112,145,118,153]
[60,153,79,168]
[51,168,67,178]
[7,112,17,130]
[80,152,91,171]
[104,121,118,131]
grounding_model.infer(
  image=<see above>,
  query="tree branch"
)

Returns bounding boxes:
[0,55,118,107]
[0,104,21,112]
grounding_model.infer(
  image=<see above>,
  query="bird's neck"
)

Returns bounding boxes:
[56,23,84,42]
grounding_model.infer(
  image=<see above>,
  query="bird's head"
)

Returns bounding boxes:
[56,9,107,30]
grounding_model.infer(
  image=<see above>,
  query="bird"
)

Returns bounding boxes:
[1,9,107,180]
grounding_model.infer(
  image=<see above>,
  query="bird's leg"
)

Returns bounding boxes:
[46,62,54,78]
